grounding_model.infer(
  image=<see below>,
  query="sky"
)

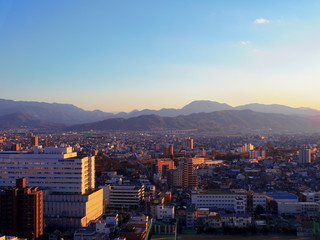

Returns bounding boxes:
[1,0,320,112]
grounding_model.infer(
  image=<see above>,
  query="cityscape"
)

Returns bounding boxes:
[1,1,320,240]
[0,112,320,240]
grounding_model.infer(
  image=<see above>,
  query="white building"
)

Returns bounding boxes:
[0,146,95,194]
[44,189,103,229]
[191,192,247,213]
[301,192,320,202]
[104,213,119,226]
[95,214,118,234]
[252,193,267,211]
[156,204,175,220]
[0,146,102,230]
[277,202,320,216]
[102,184,145,208]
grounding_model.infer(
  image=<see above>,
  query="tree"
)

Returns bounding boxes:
[255,204,265,219]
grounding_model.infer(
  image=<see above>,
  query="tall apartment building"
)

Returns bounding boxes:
[249,150,266,159]
[173,159,198,188]
[183,137,194,150]
[31,136,39,146]
[163,144,174,158]
[241,144,254,152]
[0,178,43,239]
[0,146,102,230]
[299,149,312,163]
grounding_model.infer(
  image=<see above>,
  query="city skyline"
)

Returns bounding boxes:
[1,1,320,112]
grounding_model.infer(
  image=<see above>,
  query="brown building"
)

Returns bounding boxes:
[181,159,198,188]
[163,144,174,158]
[172,159,198,188]
[0,178,43,239]
[32,136,39,146]
[10,143,21,151]
[183,137,194,150]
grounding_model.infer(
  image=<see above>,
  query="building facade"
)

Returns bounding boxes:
[191,192,247,213]
[0,146,95,194]
[102,184,145,208]
[0,178,43,239]
[0,146,102,230]
[44,189,103,229]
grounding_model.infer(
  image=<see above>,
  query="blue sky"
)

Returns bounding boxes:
[1,0,320,112]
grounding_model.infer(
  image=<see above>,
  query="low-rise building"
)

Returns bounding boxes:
[74,228,107,240]
[277,202,320,216]
[156,204,175,220]
[44,189,103,229]
[102,184,145,209]
[191,191,247,213]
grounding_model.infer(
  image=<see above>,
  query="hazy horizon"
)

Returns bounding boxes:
[1,1,320,112]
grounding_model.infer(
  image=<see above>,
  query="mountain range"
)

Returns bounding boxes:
[67,110,320,133]
[0,99,319,133]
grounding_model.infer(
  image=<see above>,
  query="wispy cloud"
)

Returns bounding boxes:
[254,18,270,24]
[240,41,251,45]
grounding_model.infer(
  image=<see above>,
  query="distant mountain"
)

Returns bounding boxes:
[113,100,233,118]
[0,112,61,129]
[67,110,320,133]
[0,99,320,128]
[180,100,233,114]
[235,103,320,116]
[113,101,320,119]
[0,99,113,124]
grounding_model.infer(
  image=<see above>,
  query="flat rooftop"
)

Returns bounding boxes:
[266,192,298,200]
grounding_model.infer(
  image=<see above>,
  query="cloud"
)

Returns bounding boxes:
[240,41,251,45]
[254,18,270,24]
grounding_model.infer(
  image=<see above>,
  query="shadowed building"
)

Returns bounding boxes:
[0,178,43,239]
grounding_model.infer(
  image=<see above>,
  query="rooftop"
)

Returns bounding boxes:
[266,192,298,200]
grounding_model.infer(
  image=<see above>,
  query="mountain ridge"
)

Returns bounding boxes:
[66,110,320,134]
[0,99,319,127]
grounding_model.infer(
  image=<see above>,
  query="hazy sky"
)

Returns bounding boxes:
[1,0,320,112]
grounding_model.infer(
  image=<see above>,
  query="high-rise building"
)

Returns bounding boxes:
[163,144,174,158]
[242,144,254,152]
[299,149,312,163]
[0,146,94,194]
[183,137,194,150]
[173,159,198,188]
[0,146,102,230]
[31,136,39,146]
[249,150,266,159]
[10,144,21,151]
[0,178,43,239]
